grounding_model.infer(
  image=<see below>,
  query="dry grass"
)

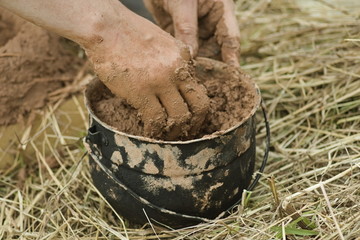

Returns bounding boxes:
[1,0,360,239]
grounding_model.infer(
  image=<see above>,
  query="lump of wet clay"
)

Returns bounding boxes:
[88,57,259,141]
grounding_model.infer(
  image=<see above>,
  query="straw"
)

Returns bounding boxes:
[1,0,359,239]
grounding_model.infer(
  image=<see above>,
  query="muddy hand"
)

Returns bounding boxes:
[0,0,209,139]
[144,0,241,67]
[85,8,209,140]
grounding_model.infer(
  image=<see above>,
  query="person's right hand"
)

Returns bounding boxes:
[85,7,209,140]
[0,0,210,140]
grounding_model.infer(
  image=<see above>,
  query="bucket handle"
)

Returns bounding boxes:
[87,125,109,146]
[247,100,270,191]
[220,99,270,216]
[86,99,270,224]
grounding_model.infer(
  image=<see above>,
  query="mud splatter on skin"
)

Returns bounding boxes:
[90,57,256,141]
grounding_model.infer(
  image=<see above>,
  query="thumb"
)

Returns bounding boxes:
[167,0,198,56]
[215,0,241,67]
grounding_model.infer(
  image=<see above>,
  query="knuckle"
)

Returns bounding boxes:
[194,99,210,116]
[156,111,167,124]
[194,91,210,115]
[222,36,241,51]
[199,100,210,114]
[175,23,196,36]
[169,111,191,126]
[146,106,166,123]
[143,113,166,137]
[213,0,225,11]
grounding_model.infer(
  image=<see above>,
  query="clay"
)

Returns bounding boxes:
[89,57,256,141]
[0,9,83,125]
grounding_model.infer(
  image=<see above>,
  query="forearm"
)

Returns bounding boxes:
[0,0,129,49]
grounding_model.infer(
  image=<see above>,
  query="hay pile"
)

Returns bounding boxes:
[1,0,359,239]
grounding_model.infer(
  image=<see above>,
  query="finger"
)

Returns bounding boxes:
[167,0,199,56]
[215,0,241,67]
[198,0,223,39]
[135,94,167,138]
[220,35,240,67]
[198,0,215,18]
[178,80,210,137]
[157,85,191,140]
[143,0,174,33]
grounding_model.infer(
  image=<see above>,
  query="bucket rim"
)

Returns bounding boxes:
[85,81,261,145]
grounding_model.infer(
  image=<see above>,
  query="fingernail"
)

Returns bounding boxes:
[179,45,192,61]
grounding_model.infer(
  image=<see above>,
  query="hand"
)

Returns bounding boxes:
[85,9,209,139]
[144,0,241,66]
[0,0,210,140]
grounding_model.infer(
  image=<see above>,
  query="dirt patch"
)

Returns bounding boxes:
[0,9,83,125]
[88,57,258,141]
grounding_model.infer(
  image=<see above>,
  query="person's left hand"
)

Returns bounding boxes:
[144,0,241,67]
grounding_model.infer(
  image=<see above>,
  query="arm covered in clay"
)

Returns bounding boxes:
[0,0,210,139]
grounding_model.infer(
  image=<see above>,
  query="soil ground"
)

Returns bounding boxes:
[0,8,85,126]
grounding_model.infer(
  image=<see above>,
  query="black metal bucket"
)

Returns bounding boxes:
[83,62,269,228]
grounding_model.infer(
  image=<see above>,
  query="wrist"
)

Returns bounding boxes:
[77,2,130,56]
[83,8,180,67]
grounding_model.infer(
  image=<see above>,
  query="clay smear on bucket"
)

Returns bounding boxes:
[89,58,257,141]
